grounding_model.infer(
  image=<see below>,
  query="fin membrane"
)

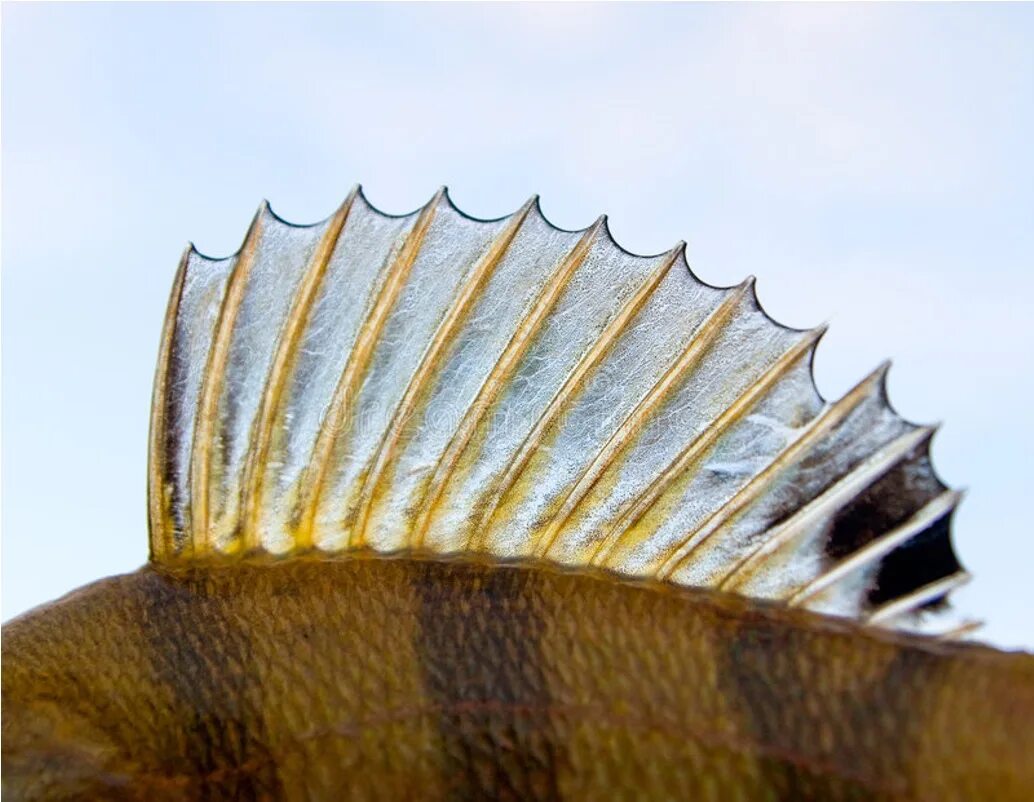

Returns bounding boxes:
[149,188,968,635]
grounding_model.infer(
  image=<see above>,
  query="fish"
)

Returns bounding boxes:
[3,187,1032,801]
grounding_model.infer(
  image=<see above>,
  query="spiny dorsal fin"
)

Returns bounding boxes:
[148,187,968,635]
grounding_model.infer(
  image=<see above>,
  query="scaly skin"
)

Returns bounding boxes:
[3,556,1032,801]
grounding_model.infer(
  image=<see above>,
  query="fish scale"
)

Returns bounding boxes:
[6,560,1030,800]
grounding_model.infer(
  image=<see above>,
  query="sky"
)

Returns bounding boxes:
[2,3,1032,649]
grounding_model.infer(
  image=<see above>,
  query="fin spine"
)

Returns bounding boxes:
[465,243,684,551]
[719,424,937,590]
[294,189,444,548]
[592,323,825,568]
[535,279,755,558]
[787,489,962,606]
[239,191,357,550]
[189,207,266,554]
[147,246,191,559]
[935,619,983,641]
[351,197,537,546]
[867,571,971,626]
[409,217,607,549]
[657,363,890,579]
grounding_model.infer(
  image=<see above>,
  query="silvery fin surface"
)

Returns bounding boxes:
[149,187,972,638]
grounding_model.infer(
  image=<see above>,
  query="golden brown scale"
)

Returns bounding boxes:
[3,556,1032,801]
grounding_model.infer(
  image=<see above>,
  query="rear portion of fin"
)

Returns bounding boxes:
[148,188,967,632]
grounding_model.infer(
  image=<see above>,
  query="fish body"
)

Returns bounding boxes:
[5,557,1032,801]
[4,189,1032,799]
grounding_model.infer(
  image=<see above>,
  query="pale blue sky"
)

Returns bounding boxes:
[3,3,1032,648]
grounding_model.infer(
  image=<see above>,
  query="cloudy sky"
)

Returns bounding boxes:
[3,4,1032,648]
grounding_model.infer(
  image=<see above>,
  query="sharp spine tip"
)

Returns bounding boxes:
[584,215,608,239]
[518,195,539,215]
[247,202,271,234]
[875,360,894,392]
[812,322,830,340]
[904,423,938,453]
[851,361,891,395]
[426,186,449,211]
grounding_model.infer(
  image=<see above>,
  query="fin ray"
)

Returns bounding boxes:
[239,191,357,550]
[786,489,962,607]
[464,243,684,552]
[719,424,937,591]
[592,323,825,569]
[533,278,754,559]
[656,364,892,579]
[351,197,537,547]
[189,207,266,554]
[408,217,606,549]
[295,190,443,547]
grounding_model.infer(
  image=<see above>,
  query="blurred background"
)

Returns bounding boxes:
[3,3,1032,648]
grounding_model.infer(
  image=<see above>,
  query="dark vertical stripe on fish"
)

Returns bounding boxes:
[414,562,563,801]
[718,610,952,801]
[140,569,283,800]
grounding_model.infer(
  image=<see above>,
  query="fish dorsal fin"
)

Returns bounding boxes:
[149,188,969,635]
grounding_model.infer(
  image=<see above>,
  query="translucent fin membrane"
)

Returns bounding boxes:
[148,188,965,628]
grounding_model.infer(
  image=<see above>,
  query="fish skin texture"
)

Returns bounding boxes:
[3,555,1032,801]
